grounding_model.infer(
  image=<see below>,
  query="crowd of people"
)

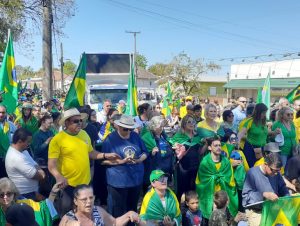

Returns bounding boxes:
[0,91,300,226]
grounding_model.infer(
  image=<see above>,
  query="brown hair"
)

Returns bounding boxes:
[214,190,228,209]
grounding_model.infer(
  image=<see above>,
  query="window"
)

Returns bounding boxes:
[209,87,217,96]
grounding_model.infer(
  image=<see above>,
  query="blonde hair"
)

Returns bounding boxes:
[277,107,293,122]
[204,103,217,118]
[0,177,19,202]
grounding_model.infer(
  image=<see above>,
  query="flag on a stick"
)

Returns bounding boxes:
[257,70,271,120]
[0,32,18,113]
[64,53,87,110]
[162,82,172,116]
[260,195,300,226]
[286,84,300,103]
[125,60,138,116]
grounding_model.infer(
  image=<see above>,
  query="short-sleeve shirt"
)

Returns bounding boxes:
[243,118,268,147]
[102,131,147,188]
[48,130,93,187]
[5,147,38,194]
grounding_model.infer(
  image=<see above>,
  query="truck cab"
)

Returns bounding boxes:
[85,53,131,110]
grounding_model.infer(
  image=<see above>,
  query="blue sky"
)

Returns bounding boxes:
[15,0,300,76]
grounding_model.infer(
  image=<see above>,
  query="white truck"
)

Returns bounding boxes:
[85,53,131,110]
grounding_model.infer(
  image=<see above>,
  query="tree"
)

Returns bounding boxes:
[148,63,173,77]
[135,53,147,69]
[149,52,220,96]
[15,65,35,80]
[0,0,75,52]
[63,60,77,75]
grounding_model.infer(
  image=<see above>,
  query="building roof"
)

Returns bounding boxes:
[224,77,300,89]
[136,67,157,79]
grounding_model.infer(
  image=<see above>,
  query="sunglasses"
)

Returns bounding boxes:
[228,115,234,118]
[0,192,14,199]
[187,120,196,125]
[154,176,168,183]
[240,101,247,103]
[285,113,293,116]
[122,127,134,132]
[268,166,280,174]
[71,119,83,124]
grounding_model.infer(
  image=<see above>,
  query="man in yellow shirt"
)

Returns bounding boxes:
[180,96,193,118]
[48,108,120,216]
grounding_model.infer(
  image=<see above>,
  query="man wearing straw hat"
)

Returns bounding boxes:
[48,108,120,216]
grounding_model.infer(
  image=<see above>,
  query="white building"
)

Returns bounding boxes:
[224,59,300,99]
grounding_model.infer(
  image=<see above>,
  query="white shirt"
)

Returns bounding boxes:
[97,110,107,124]
[5,146,38,194]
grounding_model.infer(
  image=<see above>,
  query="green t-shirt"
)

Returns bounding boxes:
[272,121,297,156]
[243,118,268,147]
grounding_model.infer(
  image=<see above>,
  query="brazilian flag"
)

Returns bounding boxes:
[0,32,18,113]
[64,53,86,110]
[125,60,138,116]
[286,84,300,103]
[260,195,300,226]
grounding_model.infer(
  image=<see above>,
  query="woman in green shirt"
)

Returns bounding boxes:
[272,107,297,167]
[238,103,280,167]
[15,103,39,135]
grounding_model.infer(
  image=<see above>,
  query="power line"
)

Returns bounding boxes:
[103,0,297,51]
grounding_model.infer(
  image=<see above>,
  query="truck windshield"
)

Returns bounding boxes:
[90,89,127,104]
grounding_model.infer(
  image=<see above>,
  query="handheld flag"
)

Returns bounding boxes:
[162,82,173,116]
[17,80,22,93]
[33,82,38,93]
[286,84,300,103]
[64,53,87,110]
[256,87,262,103]
[0,32,18,113]
[125,60,138,116]
[257,70,271,120]
[260,196,300,226]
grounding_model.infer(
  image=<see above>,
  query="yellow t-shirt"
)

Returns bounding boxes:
[180,106,187,118]
[49,130,93,186]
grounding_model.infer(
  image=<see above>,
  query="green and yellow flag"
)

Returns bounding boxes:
[17,80,22,93]
[162,82,172,116]
[64,53,87,110]
[0,32,18,113]
[125,61,138,116]
[286,84,300,103]
[257,70,271,120]
[260,195,300,226]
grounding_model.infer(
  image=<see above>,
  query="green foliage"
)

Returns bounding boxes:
[148,51,221,96]
[0,0,75,52]
[15,65,35,80]
[135,53,148,69]
[63,60,77,75]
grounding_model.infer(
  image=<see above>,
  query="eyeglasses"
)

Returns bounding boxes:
[156,107,161,109]
[228,115,234,118]
[268,166,280,174]
[154,176,168,183]
[76,195,95,204]
[285,113,293,116]
[71,119,83,124]
[240,101,247,103]
[187,120,196,125]
[0,192,14,199]
[122,127,134,132]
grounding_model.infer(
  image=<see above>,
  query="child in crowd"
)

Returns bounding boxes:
[209,190,230,226]
[209,190,247,226]
[182,191,203,226]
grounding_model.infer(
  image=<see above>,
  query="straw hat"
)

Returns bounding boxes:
[59,108,88,126]
[114,114,137,129]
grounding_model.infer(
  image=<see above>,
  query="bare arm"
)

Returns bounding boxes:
[237,127,247,144]
[89,150,121,161]
[32,168,46,181]
[48,158,68,188]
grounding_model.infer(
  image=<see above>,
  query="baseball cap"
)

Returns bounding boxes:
[6,203,39,226]
[150,170,168,183]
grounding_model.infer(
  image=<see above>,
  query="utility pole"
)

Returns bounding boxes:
[42,0,53,101]
[60,42,64,91]
[125,31,140,75]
